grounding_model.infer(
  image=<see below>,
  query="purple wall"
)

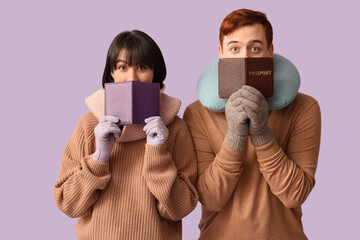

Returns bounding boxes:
[1,0,359,239]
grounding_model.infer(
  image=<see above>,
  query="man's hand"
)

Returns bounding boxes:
[224,90,249,150]
[143,116,169,146]
[238,85,272,146]
[93,116,121,163]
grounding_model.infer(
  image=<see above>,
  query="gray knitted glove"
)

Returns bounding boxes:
[143,116,169,146]
[224,90,249,150]
[93,115,121,163]
[238,85,272,146]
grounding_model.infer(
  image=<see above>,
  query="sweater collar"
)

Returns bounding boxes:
[85,86,181,142]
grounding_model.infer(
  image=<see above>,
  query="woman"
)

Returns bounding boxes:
[54,30,198,240]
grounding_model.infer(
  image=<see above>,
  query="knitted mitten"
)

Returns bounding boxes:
[238,85,272,146]
[224,90,249,150]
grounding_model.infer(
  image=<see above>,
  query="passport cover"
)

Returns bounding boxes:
[218,57,274,98]
[105,82,160,125]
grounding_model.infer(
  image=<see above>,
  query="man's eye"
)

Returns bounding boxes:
[251,47,259,51]
[231,47,239,52]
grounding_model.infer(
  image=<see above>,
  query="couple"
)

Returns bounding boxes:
[54,8,321,240]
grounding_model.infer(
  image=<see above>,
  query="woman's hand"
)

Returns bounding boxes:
[143,116,169,146]
[93,116,121,163]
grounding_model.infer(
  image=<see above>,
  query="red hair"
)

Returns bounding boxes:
[219,9,273,49]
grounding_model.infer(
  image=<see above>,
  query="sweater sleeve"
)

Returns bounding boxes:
[255,102,321,208]
[183,106,244,212]
[142,119,199,221]
[53,114,111,218]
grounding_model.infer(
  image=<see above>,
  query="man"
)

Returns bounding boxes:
[184,9,321,239]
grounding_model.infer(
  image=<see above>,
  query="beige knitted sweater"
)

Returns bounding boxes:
[183,93,321,240]
[54,89,198,240]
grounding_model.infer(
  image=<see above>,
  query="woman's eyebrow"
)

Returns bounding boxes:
[116,59,127,63]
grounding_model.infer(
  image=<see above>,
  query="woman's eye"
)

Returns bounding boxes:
[138,65,147,70]
[231,47,239,52]
[118,65,126,70]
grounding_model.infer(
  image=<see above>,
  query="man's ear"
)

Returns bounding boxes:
[218,44,222,58]
[269,43,274,57]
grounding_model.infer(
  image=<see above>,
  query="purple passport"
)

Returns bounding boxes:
[105,82,160,125]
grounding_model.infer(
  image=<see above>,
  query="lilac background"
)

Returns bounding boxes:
[1,0,359,239]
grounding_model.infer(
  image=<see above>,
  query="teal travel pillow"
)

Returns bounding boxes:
[196,53,300,112]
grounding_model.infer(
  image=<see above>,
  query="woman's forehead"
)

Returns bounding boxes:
[115,48,149,66]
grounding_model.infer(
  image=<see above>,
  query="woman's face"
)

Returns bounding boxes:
[111,49,154,83]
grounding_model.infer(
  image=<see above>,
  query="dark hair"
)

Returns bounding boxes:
[219,9,273,49]
[102,30,166,88]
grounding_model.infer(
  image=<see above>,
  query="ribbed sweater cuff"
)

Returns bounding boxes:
[254,138,280,160]
[144,144,177,173]
[85,155,110,176]
[143,144,177,184]
[218,142,243,162]
[145,144,168,157]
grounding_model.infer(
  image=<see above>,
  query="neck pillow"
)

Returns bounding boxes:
[197,53,300,112]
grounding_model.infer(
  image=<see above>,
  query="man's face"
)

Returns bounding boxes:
[219,23,273,58]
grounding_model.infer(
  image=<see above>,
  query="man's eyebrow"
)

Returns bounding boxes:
[227,40,241,46]
[227,40,264,46]
[251,40,264,45]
